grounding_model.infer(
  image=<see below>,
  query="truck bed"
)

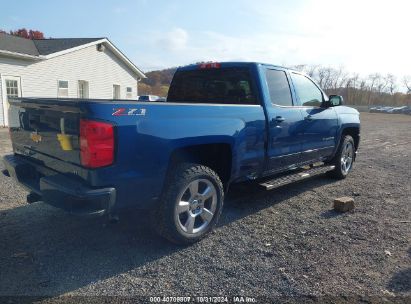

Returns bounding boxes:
[7,97,266,211]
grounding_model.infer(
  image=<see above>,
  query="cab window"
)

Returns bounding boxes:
[265,69,293,106]
[167,67,258,105]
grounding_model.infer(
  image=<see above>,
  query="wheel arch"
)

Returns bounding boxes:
[341,126,360,151]
[167,143,233,189]
[329,125,360,161]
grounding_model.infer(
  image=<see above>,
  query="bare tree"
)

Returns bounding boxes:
[366,73,383,105]
[291,64,306,72]
[345,73,359,103]
[306,65,319,78]
[403,76,411,94]
[385,74,397,95]
[317,66,328,89]
[359,78,368,105]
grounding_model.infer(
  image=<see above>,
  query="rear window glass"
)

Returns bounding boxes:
[167,67,258,104]
[265,69,293,106]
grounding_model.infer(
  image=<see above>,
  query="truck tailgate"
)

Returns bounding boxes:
[8,98,81,165]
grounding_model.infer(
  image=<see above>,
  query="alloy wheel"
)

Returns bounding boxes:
[341,142,354,174]
[175,179,217,235]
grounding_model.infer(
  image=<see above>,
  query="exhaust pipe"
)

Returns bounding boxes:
[27,192,42,204]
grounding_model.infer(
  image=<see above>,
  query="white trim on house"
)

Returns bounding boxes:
[0,50,43,61]
[1,75,22,126]
[126,86,133,99]
[77,80,89,98]
[112,83,121,99]
[43,39,107,59]
[57,79,69,98]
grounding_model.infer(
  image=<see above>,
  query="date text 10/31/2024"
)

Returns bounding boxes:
[149,296,257,303]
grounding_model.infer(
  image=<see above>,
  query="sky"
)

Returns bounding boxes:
[1,0,410,79]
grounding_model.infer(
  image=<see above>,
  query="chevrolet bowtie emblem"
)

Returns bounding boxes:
[30,132,42,143]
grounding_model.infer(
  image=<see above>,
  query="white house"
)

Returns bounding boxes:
[0,33,146,126]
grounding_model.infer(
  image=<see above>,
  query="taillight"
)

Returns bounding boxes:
[80,119,114,168]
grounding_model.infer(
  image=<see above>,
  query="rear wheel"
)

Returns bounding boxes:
[155,163,224,244]
[327,135,355,179]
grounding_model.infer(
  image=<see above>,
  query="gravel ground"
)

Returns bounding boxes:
[0,113,410,303]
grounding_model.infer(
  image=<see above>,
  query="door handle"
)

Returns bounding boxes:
[273,116,285,123]
[304,115,313,121]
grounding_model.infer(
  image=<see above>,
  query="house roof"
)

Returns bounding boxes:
[33,38,103,55]
[0,33,146,78]
[0,32,39,56]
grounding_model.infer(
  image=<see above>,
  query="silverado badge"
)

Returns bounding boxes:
[30,131,42,143]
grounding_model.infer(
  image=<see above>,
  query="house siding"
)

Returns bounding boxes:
[0,44,139,126]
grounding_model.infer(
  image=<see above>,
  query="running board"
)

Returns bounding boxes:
[259,165,335,190]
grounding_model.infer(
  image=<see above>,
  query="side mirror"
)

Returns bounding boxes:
[328,95,343,107]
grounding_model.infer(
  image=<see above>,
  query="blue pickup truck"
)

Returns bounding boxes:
[3,62,360,244]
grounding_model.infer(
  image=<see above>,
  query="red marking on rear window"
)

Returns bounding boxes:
[199,62,221,69]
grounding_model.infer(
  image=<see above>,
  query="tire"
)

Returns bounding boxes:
[155,163,224,245]
[327,135,355,179]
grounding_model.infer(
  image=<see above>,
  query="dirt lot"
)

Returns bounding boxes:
[0,113,410,303]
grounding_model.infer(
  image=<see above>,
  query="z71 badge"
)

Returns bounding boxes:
[112,108,146,116]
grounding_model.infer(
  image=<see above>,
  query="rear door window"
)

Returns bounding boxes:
[265,69,293,106]
[167,67,258,105]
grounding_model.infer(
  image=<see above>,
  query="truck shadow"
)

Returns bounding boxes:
[387,247,411,293]
[0,174,337,297]
[221,175,340,225]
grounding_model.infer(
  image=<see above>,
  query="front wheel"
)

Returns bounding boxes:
[327,135,355,179]
[155,163,224,244]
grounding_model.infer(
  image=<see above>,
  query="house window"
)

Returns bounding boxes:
[78,80,89,98]
[58,80,69,97]
[6,80,19,98]
[126,87,133,99]
[113,84,120,99]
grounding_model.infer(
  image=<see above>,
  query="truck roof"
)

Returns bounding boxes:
[177,61,291,71]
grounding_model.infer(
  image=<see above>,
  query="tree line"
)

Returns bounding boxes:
[0,28,45,39]
[139,64,411,106]
[139,68,177,97]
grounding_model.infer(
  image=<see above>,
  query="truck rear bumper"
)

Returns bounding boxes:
[2,154,116,216]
